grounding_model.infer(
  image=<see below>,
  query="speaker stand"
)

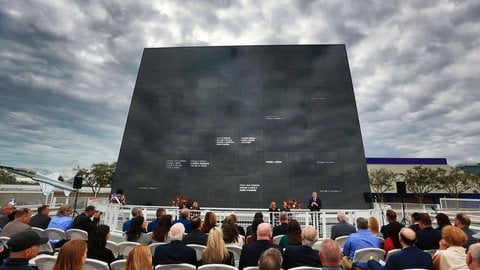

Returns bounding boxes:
[72,189,80,218]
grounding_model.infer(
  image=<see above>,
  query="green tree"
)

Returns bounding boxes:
[402,166,437,204]
[435,167,470,198]
[368,168,397,202]
[0,169,17,184]
[469,173,480,194]
[82,162,116,196]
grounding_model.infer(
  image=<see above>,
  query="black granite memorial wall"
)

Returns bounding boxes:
[113,44,371,209]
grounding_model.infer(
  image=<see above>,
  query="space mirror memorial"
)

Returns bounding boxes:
[113,45,371,208]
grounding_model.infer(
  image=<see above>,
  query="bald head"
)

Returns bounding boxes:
[302,226,318,246]
[169,223,185,241]
[319,239,342,267]
[337,211,346,222]
[399,227,416,247]
[467,243,480,269]
[257,222,272,240]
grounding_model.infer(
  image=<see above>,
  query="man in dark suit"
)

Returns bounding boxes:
[455,213,477,249]
[71,205,101,234]
[282,225,322,269]
[183,216,208,245]
[239,222,282,270]
[330,211,356,239]
[154,223,197,266]
[308,191,321,211]
[416,213,441,250]
[29,205,51,229]
[272,212,289,237]
[368,227,433,270]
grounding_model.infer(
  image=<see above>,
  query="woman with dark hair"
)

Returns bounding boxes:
[87,224,116,264]
[222,220,243,247]
[202,211,217,233]
[246,212,264,237]
[246,216,265,244]
[436,213,452,231]
[152,214,172,242]
[279,219,302,248]
[383,222,403,254]
[126,216,151,244]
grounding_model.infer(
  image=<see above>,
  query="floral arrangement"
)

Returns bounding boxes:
[284,199,302,209]
[172,195,189,207]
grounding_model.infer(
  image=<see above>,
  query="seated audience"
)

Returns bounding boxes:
[173,208,192,233]
[416,212,442,250]
[126,215,151,245]
[380,210,404,238]
[246,212,264,236]
[202,227,235,266]
[259,248,283,270]
[455,213,477,249]
[29,205,51,229]
[433,225,469,270]
[435,212,452,231]
[152,214,172,243]
[52,239,88,270]
[330,211,356,240]
[282,225,322,269]
[71,205,100,234]
[383,220,403,254]
[409,212,421,232]
[319,239,343,270]
[123,207,143,232]
[247,215,265,244]
[228,213,246,236]
[279,219,302,248]
[467,243,480,270]
[183,216,208,245]
[201,211,217,234]
[222,220,243,247]
[239,222,282,270]
[124,244,153,270]
[153,223,197,266]
[368,216,382,237]
[147,208,165,232]
[0,208,32,237]
[87,224,116,265]
[368,227,433,270]
[272,212,289,237]
[342,217,380,270]
[0,230,48,269]
[0,203,15,229]
[47,204,73,247]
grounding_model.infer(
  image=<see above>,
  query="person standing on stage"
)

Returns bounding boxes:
[308,191,322,211]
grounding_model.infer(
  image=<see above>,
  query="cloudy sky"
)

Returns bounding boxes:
[1,0,479,178]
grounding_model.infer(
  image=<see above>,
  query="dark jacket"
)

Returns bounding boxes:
[282,244,323,269]
[183,230,208,246]
[72,213,99,234]
[239,240,282,270]
[29,215,51,229]
[153,240,197,266]
[273,223,288,237]
[384,246,433,270]
[0,258,34,270]
[330,220,356,239]
[416,226,441,250]
[87,244,116,265]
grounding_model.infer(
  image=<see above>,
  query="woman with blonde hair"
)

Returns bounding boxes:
[202,227,235,266]
[202,211,217,233]
[433,225,469,270]
[53,239,87,270]
[124,245,152,270]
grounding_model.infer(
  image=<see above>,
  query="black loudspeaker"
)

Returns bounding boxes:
[73,176,83,189]
[363,192,372,203]
[396,182,407,194]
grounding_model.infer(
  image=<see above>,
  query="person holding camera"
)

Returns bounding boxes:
[72,205,101,234]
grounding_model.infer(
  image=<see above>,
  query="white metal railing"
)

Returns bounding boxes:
[439,198,480,210]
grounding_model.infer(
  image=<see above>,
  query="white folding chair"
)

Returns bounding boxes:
[149,242,167,257]
[311,239,323,250]
[155,263,197,270]
[30,254,57,270]
[44,228,67,241]
[385,248,401,262]
[198,264,237,270]
[84,258,109,270]
[0,236,10,248]
[31,227,46,237]
[352,247,385,265]
[118,241,140,258]
[186,243,206,262]
[226,245,242,268]
[334,235,349,248]
[289,267,323,270]
[110,259,127,270]
[243,267,260,270]
[38,241,55,255]
[66,228,88,240]
[106,240,120,258]
[272,235,284,245]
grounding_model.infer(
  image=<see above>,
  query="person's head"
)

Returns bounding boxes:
[302,226,318,247]
[253,212,264,221]
[467,243,480,270]
[222,220,240,244]
[84,205,96,217]
[203,211,217,229]
[251,214,265,241]
[410,212,420,224]
[279,212,288,224]
[319,239,342,267]
[124,245,152,270]
[1,203,15,215]
[257,222,273,240]
[53,239,88,270]
[126,216,146,241]
[37,205,50,216]
[258,248,283,270]
[455,213,471,229]
[204,227,229,263]
[191,216,202,230]
[287,219,303,244]
[337,211,346,222]
[436,213,452,229]
[191,201,199,209]
[269,201,277,209]
[386,210,397,223]
[418,213,432,229]
[57,204,72,216]
[156,208,166,219]
[356,217,368,230]
[169,222,185,241]
[131,207,143,218]
[398,227,417,247]
[312,191,317,198]
[180,208,190,219]
[368,216,380,234]
[7,230,48,259]
[14,208,32,224]
[152,214,172,242]
[88,224,110,248]
[442,225,468,247]
[228,213,238,223]
[282,201,288,208]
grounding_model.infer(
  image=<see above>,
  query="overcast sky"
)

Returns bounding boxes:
[1,0,479,178]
